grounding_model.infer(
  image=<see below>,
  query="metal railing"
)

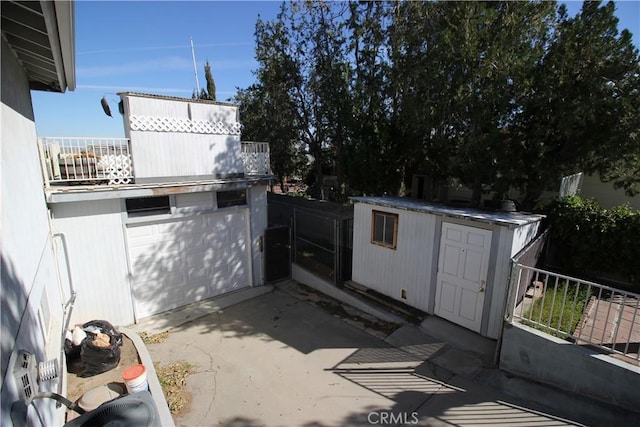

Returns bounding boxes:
[507,263,640,364]
[241,141,271,176]
[39,137,133,186]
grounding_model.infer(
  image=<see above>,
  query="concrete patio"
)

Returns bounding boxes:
[130,282,637,426]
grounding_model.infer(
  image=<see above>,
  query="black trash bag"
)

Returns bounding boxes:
[82,320,123,346]
[64,339,81,365]
[79,320,122,377]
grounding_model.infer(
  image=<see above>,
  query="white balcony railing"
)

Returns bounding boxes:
[241,141,271,176]
[38,138,270,187]
[507,263,640,364]
[38,137,133,186]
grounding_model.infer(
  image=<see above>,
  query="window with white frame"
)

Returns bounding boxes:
[371,210,398,249]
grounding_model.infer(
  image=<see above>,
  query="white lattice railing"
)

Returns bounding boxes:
[130,115,242,135]
[241,142,271,176]
[39,137,133,185]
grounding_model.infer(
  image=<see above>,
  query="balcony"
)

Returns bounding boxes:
[241,141,271,176]
[39,137,133,186]
[39,137,271,188]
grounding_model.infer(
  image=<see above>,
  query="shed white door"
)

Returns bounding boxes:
[435,222,492,332]
[127,211,250,319]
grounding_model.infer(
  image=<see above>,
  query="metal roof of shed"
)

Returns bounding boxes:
[352,196,544,228]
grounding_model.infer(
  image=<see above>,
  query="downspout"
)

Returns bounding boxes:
[51,232,76,403]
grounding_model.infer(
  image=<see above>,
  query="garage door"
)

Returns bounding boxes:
[435,222,492,333]
[127,211,250,318]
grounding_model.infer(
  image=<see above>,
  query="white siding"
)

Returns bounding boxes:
[1,38,65,427]
[175,191,215,213]
[122,95,244,180]
[352,203,436,312]
[50,199,134,326]
[352,199,544,339]
[486,227,514,339]
[249,185,268,286]
[128,133,242,179]
[510,221,541,257]
[127,209,250,318]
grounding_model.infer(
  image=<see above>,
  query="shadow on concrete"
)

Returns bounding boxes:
[169,290,392,355]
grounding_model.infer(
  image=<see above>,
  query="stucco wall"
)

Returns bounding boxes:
[500,322,640,412]
[1,37,66,426]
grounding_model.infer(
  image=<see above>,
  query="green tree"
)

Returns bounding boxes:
[204,60,216,101]
[193,60,217,101]
[513,1,640,209]
[239,0,639,208]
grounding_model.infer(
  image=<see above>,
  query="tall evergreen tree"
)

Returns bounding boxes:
[204,60,216,101]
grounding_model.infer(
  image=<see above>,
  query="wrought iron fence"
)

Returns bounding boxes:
[507,263,640,364]
[38,137,133,185]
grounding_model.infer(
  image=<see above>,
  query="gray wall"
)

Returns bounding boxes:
[500,322,640,412]
[1,37,66,426]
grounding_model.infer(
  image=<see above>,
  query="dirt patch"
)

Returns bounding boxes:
[155,361,194,415]
[139,330,170,344]
[64,334,140,421]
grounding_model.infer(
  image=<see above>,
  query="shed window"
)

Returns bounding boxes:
[371,210,398,249]
[217,190,246,208]
[126,196,171,216]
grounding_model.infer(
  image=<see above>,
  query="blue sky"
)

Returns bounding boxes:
[32,1,640,138]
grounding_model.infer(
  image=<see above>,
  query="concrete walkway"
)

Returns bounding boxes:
[133,283,634,426]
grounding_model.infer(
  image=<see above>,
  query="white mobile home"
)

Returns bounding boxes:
[351,197,544,339]
[39,93,272,327]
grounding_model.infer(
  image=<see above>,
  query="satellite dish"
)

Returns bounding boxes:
[101,96,112,117]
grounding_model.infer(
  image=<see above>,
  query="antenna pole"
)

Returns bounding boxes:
[190,37,200,95]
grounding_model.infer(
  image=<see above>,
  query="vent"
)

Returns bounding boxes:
[39,358,59,382]
[13,351,38,402]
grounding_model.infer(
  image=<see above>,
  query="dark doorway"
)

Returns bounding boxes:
[264,226,291,283]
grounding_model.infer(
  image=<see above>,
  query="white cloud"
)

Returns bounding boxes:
[77,57,193,78]
[77,84,191,94]
[78,42,253,56]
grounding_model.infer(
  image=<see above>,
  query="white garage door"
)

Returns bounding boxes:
[435,222,492,333]
[127,211,250,319]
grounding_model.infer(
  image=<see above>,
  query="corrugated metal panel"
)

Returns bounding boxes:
[50,199,134,326]
[352,203,436,312]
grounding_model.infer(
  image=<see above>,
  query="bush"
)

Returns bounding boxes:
[545,196,640,291]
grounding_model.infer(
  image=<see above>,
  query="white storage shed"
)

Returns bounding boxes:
[351,197,544,339]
